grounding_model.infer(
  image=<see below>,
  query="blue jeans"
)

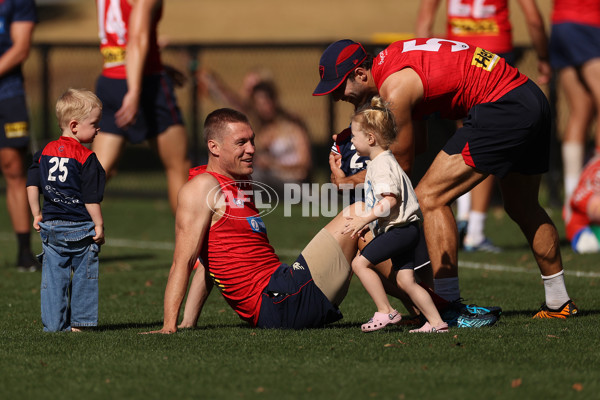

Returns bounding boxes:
[38,220,100,332]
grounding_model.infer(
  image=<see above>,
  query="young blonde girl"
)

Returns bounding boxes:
[343,96,448,333]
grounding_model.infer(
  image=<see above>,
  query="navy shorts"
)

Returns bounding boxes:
[257,255,343,329]
[444,80,551,178]
[0,95,30,149]
[550,23,600,69]
[360,222,430,271]
[95,73,184,144]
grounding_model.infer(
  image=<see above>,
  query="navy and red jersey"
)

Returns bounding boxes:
[330,126,368,203]
[96,0,163,79]
[0,0,36,101]
[552,0,600,27]
[188,166,281,327]
[372,38,528,120]
[331,127,369,178]
[445,0,513,54]
[27,136,106,222]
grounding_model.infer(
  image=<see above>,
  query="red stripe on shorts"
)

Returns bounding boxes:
[461,142,476,168]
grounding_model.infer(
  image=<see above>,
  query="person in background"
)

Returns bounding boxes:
[415,0,550,252]
[250,81,312,194]
[27,89,106,332]
[95,0,190,214]
[549,0,600,206]
[0,0,40,271]
[564,155,600,254]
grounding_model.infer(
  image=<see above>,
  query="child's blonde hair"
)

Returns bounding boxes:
[55,88,102,130]
[352,96,397,148]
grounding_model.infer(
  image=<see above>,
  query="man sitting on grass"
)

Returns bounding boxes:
[144,108,376,332]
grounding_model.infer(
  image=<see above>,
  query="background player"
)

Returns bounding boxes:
[95,0,190,214]
[0,0,40,271]
[549,0,600,206]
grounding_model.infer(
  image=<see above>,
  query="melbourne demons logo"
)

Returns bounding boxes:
[206,180,279,220]
[319,65,325,79]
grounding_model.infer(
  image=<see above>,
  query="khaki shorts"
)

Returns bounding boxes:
[301,229,352,307]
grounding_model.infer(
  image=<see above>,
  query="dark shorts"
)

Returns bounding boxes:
[444,79,551,178]
[95,73,184,144]
[360,222,430,271]
[550,23,600,69]
[256,255,343,329]
[0,95,30,149]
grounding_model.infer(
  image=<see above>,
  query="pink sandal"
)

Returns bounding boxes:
[361,310,402,332]
[409,321,449,333]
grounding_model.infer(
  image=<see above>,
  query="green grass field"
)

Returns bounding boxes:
[1,194,599,400]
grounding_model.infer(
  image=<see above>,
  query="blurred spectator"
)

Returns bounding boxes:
[0,0,40,271]
[549,0,600,204]
[415,0,550,253]
[197,69,311,193]
[250,81,312,194]
[564,155,600,253]
[197,67,274,114]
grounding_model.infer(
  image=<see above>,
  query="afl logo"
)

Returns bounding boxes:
[319,65,325,79]
[206,179,279,220]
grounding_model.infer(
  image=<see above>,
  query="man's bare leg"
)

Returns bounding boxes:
[415,151,487,301]
[153,125,191,214]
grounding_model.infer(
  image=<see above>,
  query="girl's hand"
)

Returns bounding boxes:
[342,216,369,238]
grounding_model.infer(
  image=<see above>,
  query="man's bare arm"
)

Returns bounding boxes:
[142,174,218,334]
[379,68,425,176]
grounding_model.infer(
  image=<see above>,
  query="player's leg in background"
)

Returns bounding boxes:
[92,132,126,181]
[152,124,191,214]
[580,58,600,154]
[558,66,594,202]
[0,147,38,270]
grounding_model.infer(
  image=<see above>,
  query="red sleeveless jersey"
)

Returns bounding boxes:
[96,0,163,79]
[565,157,600,240]
[446,0,512,54]
[371,38,528,120]
[188,166,281,326]
[551,0,600,27]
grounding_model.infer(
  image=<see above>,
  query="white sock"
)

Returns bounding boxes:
[433,277,460,302]
[542,271,570,309]
[456,192,471,222]
[562,142,584,201]
[465,211,486,245]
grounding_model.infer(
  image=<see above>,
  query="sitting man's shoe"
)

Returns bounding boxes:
[457,313,499,328]
[462,304,502,317]
[463,237,502,253]
[533,300,578,319]
[440,298,502,326]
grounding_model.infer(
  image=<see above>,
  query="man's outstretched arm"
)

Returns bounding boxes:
[142,174,218,334]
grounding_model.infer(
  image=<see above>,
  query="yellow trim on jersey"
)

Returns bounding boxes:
[450,18,499,35]
[101,46,126,68]
[4,122,29,138]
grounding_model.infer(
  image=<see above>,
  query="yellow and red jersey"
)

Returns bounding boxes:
[96,0,163,79]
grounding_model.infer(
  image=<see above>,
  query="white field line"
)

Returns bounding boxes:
[2,233,599,278]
